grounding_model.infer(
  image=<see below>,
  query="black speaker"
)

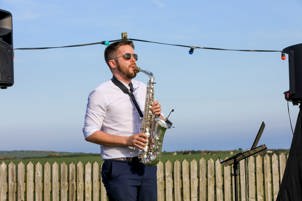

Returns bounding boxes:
[0,9,13,89]
[283,43,302,105]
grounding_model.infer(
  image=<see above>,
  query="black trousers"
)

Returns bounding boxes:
[101,159,157,201]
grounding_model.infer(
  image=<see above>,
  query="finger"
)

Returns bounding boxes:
[154,104,160,110]
[152,106,160,114]
[153,106,161,112]
[135,135,147,144]
[138,133,148,139]
[153,109,161,116]
[153,100,159,105]
[135,141,147,150]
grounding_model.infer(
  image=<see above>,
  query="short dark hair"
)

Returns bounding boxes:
[104,40,135,64]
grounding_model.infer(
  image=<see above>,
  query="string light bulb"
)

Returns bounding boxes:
[281,52,286,60]
[189,47,194,55]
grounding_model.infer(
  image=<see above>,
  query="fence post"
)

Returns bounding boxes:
[92,162,100,201]
[85,162,92,201]
[279,153,287,182]
[239,160,247,201]
[272,154,280,200]
[199,158,207,201]
[52,162,59,201]
[77,162,84,201]
[224,164,232,201]
[256,155,264,201]
[190,160,198,201]
[174,160,182,201]
[207,159,215,201]
[264,154,272,201]
[44,162,51,201]
[182,160,190,201]
[27,162,34,201]
[8,162,16,201]
[165,160,173,201]
[0,162,7,201]
[17,162,25,201]
[248,156,256,201]
[69,163,76,201]
[35,162,43,201]
[157,161,164,201]
[215,160,223,201]
[61,163,68,201]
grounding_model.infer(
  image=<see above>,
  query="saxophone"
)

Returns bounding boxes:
[136,67,173,165]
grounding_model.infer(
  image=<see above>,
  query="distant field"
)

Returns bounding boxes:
[0,149,289,165]
[0,150,101,164]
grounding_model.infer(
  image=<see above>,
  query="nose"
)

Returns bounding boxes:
[130,55,136,63]
[130,54,136,61]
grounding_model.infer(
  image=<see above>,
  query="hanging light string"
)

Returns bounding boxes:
[13,36,283,56]
[129,38,282,53]
[14,40,114,50]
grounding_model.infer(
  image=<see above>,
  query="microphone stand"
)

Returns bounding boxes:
[220,122,267,201]
[221,145,267,201]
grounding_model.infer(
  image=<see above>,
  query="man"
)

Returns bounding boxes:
[83,40,161,201]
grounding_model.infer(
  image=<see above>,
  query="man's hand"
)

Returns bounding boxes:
[151,100,161,116]
[127,133,148,150]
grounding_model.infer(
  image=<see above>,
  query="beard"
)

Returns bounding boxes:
[116,63,138,79]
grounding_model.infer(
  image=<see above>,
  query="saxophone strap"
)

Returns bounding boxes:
[111,76,144,118]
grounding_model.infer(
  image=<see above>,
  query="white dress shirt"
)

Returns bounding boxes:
[83,79,146,159]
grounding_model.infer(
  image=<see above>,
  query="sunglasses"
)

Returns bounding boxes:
[112,53,138,61]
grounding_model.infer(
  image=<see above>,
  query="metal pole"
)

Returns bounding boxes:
[233,161,239,201]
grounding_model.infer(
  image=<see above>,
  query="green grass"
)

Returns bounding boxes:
[0,149,288,165]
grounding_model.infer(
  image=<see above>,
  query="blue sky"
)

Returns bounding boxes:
[1,0,302,153]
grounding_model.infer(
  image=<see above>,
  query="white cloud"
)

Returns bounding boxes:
[2,0,43,21]
[151,0,165,8]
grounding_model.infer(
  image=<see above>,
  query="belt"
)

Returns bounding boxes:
[109,156,140,162]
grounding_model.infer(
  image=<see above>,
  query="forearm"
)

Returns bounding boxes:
[85,131,129,147]
[86,130,148,150]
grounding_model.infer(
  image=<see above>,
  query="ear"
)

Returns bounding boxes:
[108,59,117,71]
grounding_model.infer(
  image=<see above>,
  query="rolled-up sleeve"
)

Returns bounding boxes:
[82,90,107,138]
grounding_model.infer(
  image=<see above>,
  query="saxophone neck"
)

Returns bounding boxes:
[137,66,154,78]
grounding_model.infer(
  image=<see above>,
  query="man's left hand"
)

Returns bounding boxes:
[151,100,161,116]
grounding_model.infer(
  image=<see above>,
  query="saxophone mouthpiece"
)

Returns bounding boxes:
[135,66,141,73]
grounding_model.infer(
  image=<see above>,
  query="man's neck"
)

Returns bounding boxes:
[113,73,131,85]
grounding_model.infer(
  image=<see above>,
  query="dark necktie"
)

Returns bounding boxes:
[128,82,144,118]
[111,76,143,118]
[129,82,134,93]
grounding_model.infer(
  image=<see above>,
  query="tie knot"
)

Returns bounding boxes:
[129,82,134,93]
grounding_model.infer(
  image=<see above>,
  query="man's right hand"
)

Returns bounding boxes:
[127,133,148,150]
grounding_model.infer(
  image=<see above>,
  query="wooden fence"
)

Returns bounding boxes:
[0,153,287,201]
